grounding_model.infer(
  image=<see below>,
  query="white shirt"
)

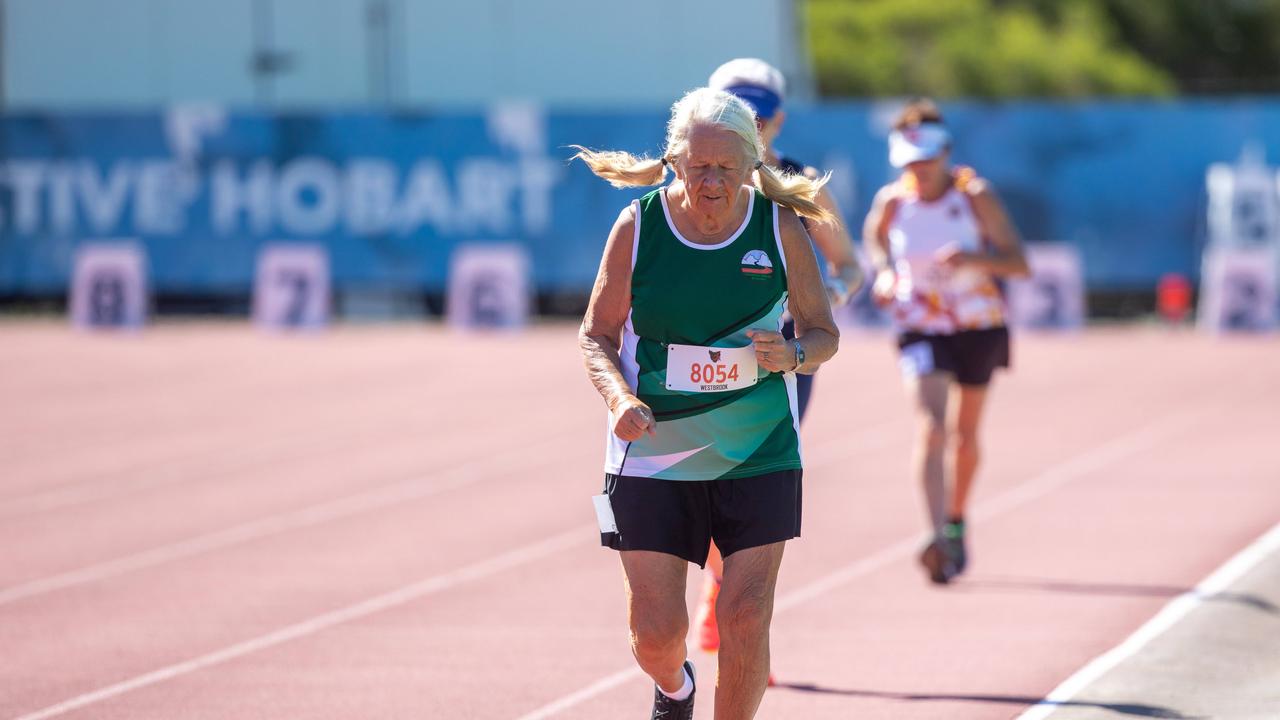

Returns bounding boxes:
[887,185,1006,334]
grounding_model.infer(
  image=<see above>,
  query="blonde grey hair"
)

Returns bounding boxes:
[571,87,833,225]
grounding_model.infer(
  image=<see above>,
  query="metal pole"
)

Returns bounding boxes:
[252,0,274,106]
[0,0,8,110]
[366,0,394,106]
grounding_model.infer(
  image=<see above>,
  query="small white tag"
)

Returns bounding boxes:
[899,340,935,378]
[665,344,758,393]
[592,494,618,534]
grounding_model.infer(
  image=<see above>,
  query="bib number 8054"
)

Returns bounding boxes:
[690,363,739,384]
[666,343,757,393]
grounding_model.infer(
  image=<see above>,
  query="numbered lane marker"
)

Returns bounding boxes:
[252,244,331,331]
[1008,243,1086,330]
[1205,151,1278,247]
[69,242,149,330]
[447,244,531,330]
[1197,246,1278,333]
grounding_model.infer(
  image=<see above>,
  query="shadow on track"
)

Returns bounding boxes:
[772,683,1206,719]
[950,576,1278,615]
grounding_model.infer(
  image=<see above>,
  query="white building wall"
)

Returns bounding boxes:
[1,0,808,109]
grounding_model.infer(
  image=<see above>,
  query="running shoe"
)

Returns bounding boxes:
[943,520,967,576]
[650,660,696,720]
[918,538,958,585]
[694,575,720,651]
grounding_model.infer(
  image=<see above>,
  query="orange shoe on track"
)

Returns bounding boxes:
[694,575,721,652]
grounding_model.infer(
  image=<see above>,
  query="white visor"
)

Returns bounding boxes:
[889,124,951,168]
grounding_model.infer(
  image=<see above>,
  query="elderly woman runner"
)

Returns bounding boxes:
[575,88,839,720]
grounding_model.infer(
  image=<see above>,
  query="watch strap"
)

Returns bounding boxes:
[791,339,805,372]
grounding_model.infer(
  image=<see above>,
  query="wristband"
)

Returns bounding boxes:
[791,339,806,372]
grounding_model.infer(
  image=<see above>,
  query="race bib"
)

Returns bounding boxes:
[665,343,758,393]
[899,340,935,378]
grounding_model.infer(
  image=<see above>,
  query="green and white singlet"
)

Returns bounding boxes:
[605,186,802,480]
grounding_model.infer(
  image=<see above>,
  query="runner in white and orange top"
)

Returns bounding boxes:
[863,99,1030,584]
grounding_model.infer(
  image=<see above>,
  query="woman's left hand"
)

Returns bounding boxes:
[747,329,796,373]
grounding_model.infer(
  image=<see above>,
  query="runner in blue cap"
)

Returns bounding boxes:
[696,58,865,664]
[575,86,840,720]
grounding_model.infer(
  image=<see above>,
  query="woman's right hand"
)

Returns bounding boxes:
[871,268,898,307]
[611,396,656,441]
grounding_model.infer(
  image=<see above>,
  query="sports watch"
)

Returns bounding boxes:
[791,339,805,372]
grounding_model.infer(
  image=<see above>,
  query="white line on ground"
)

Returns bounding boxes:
[0,415,529,519]
[0,368,556,518]
[0,448,554,606]
[12,528,586,720]
[1014,520,1280,720]
[511,412,1197,720]
[0,420,900,607]
[5,419,900,719]
[12,412,1188,720]
[972,414,1199,522]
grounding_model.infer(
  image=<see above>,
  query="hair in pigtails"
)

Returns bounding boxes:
[569,146,667,188]
[754,162,835,226]
[572,87,835,227]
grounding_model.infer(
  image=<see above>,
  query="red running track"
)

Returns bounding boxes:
[0,321,1277,719]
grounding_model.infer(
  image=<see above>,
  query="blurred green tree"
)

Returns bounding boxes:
[1019,0,1280,94]
[806,0,1280,98]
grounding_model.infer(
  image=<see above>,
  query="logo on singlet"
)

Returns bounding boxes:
[709,350,721,362]
[740,250,774,277]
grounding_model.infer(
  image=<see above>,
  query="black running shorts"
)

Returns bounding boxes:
[600,469,802,567]
[897,326,1011,386]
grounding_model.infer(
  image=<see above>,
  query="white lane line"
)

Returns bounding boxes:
[972,414,1198,522]
[1015,520,1280,720]
[6,419,904,719]
[0,420,900,607]
[0,419,513,519]
[13,527,587,720]
[512,413,1197,720]
[10,413,1187,719]
[0,370,556,518]
[0,447,557,607]
[513,667,645,720]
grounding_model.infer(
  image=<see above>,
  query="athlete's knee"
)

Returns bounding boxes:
[629,608,687,664]
[954,427,980,458]
[716,576,774,644]
[919,417,947,454]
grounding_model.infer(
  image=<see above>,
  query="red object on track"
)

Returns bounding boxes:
[1157,273,1192,323]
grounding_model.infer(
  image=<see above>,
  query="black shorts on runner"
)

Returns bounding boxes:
[897,326,1010,386]
[600,469,802,567]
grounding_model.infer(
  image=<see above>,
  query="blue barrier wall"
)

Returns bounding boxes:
[2,101,1279,297]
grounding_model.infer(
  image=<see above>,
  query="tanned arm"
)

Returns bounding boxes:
[579,205,655,440]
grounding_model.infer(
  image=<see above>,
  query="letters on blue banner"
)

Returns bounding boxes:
[1,102,1279,295]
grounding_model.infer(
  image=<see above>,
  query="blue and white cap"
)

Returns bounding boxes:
[889,123,951,168]
[708,58,786,120]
